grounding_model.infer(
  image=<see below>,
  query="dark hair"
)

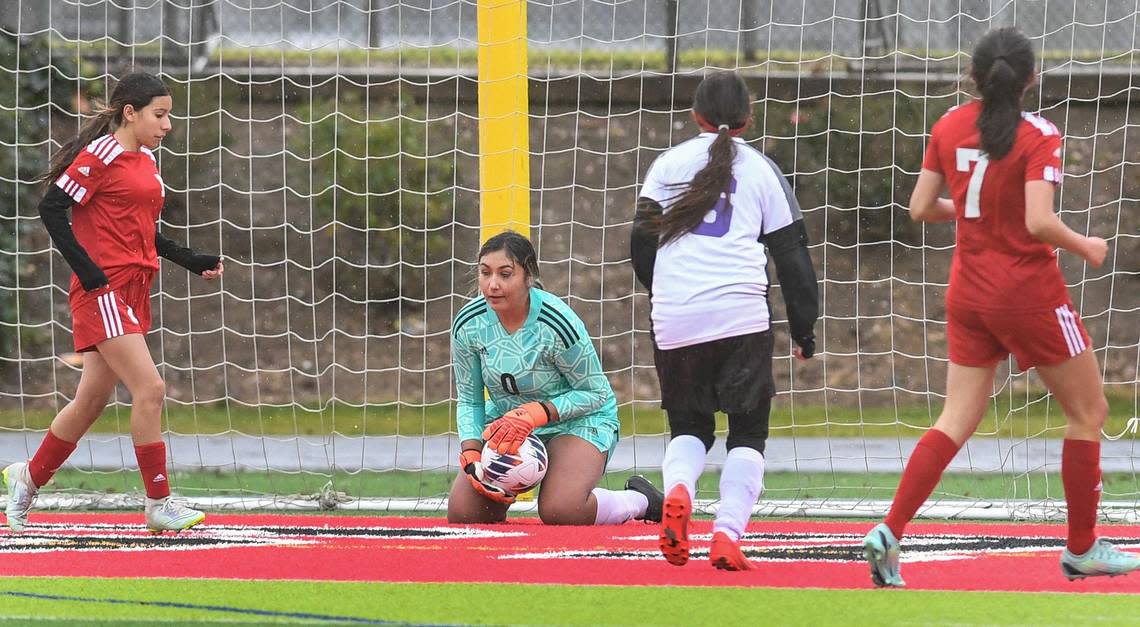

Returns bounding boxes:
[477,230,540,286]
[646,71,751,246]
[41,72,170,187]
[971,28,1035,160]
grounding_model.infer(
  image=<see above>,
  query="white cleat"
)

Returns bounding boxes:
[3,462,38,532]
[145,496,205,534]
[1061,538,1140,580]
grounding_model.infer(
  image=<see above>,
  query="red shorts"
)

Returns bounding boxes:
[69,272,153,352]
[946,300,1091,371]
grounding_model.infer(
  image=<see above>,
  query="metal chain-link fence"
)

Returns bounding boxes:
[7,0,1138,67]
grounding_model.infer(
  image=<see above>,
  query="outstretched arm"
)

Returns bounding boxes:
[155,231,222,276]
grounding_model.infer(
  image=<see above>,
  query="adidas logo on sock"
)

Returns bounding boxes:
[153,473,166,482]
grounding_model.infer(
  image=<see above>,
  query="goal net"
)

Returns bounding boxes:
[1,0,1137,519]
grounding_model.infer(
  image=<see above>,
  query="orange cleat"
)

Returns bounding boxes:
[710,531,757,571]
[659,484,692,566]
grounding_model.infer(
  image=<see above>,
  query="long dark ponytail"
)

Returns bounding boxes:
[41,72,170,187]
[971,28,1035,160]
[647,71,752,246]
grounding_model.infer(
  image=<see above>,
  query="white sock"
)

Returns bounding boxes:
[592,487,648,525]
[713,446,765,542]
[662,435,707,501]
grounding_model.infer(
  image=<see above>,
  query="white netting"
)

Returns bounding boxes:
[0,1,1137,516]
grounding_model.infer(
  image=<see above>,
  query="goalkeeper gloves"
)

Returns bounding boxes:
[459,448,515,505]
[482,401,553,455]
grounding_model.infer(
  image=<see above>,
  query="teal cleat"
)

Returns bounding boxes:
[862,523,905,587]
[1061,538,1140,580]
[3,462,38,533]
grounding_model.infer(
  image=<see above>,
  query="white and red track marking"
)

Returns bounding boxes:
[2,514,1139,593]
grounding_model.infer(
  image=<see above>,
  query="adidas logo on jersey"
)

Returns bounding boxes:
[78,166,90,176]
[153,473,166,482]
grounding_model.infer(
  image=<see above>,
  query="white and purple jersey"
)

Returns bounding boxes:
[639,133,802,350]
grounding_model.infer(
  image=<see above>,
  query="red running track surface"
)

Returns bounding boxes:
[2,514,1139,592]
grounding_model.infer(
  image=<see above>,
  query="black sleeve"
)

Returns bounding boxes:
[762,220,819,357]
[38,185,109,291]
[630,197,662,292]
[155,230,220,275]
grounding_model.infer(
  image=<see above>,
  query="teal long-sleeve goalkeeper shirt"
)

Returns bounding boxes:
[450,287,619,443]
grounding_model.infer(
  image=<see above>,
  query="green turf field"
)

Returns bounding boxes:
[3,391,1136,439]
[39,467,1140,505]
[2,577,1140,626]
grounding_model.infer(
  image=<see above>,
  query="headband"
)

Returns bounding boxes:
[693,111,748,137]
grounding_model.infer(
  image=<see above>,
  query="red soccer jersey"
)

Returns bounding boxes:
[921,100,1068,311]
[54,135,165,293]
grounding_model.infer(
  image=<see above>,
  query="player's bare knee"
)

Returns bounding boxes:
[71,393,112,422]
[537,500,591,526]
[447,509,505,524]
[1081,395,1109,431]
[445,491,465,523]
[132,378,166,411]
[448,497,505,524]
[1064,396,1107,438]
[536,500,564,524]
[446,508,473,524]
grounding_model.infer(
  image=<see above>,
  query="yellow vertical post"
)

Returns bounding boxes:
[477,0,530,241]
[477,0,535,502]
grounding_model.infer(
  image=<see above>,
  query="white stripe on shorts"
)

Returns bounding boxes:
[1054,304,1085,357]
[109,291,124,336]
[98,291,124,339]
[96,293,114,339]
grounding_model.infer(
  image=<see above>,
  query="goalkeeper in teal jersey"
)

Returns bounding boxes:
[448,231,663,525]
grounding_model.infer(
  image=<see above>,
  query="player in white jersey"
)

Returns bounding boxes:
[631,71,819,570]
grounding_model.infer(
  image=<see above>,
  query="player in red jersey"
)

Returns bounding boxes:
[2,73,223,534]
[862,28,1140,586]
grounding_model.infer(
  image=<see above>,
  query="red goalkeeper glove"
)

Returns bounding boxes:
[482,401,553,455]
[459,448,515,505]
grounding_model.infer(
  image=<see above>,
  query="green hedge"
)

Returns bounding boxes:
[0,34,87,354]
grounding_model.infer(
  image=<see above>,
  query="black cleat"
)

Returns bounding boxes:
[625,474,664,523]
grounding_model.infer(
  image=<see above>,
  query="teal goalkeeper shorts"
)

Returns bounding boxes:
[536,419,620,463]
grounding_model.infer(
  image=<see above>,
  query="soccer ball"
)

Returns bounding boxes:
[481,434,549,496]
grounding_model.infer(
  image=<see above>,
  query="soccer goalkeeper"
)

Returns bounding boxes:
[448,231,663,526]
